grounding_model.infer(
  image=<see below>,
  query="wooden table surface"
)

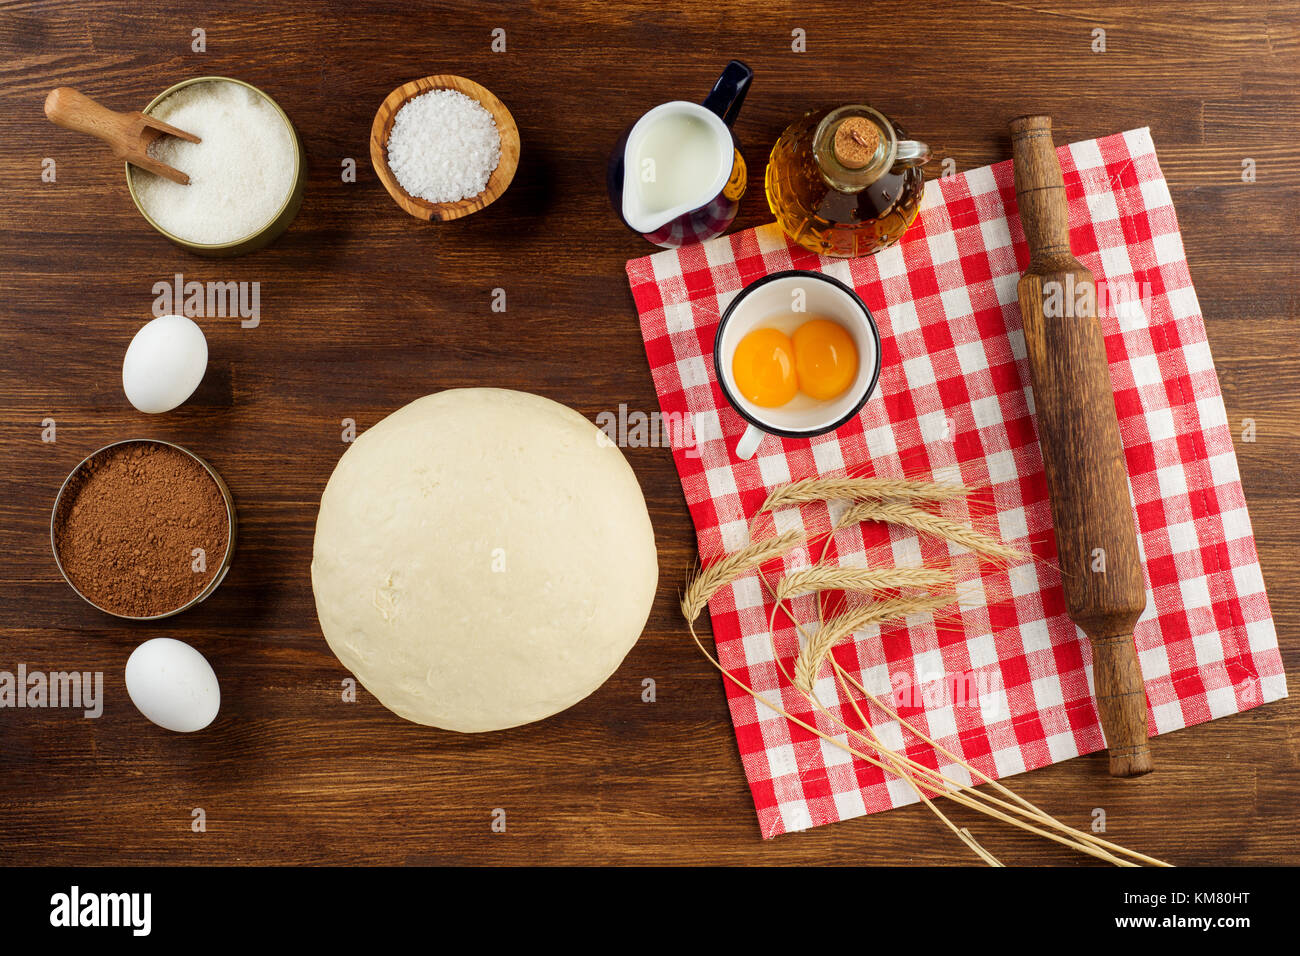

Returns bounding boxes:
[1,0,1295,866]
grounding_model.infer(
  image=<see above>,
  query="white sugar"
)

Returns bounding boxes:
[134,80,296,245]
[386,89,501,204]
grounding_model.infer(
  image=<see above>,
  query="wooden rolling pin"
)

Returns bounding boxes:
[1010,115,1153,778]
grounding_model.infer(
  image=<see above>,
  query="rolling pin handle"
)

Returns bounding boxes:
[1090,630,1154,778]
[1009,115,1074,270]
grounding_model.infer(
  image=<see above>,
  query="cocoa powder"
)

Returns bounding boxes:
[52,441,230,617]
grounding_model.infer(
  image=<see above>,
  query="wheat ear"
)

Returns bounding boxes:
[843,499,1023,562]
[794,591,955,693]
[760,477,971,513]
[775,565,952,600]
[681,529,804,622]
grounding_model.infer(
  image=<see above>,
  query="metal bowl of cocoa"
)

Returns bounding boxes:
[50,439,236,620]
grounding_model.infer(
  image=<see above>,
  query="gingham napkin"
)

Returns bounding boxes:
[625,128,1287,838]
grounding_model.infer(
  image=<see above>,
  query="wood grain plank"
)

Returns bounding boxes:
[0,0,1294,866]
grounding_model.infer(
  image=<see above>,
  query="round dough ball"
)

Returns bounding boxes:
[311,389,658,732]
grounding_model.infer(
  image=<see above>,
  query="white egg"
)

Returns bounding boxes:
[124,638,220,733]
[122,314,208,414]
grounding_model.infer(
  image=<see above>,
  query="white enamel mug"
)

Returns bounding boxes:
[713,270,882,460]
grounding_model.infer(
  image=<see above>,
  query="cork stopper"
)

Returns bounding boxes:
[833,116,880,169]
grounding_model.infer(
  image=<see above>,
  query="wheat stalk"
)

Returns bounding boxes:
[775,565,951,600]
[760,477,970,513]
[679,478,1166,865]
[826,667,1003,866]
[793,591,955,693]
[685,605,1167,864]
[681,529,804,622]
[678,543,1164,862]
[842,499,1023,562]
[828,660,1168,866]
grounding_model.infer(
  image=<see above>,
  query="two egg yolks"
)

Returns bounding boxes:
[732,319,859,407]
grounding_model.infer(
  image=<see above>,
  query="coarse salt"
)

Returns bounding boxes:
[386,89,501,204]
[134,80,297,245]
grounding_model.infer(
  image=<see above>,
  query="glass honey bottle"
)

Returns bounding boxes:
[766,105,931,258]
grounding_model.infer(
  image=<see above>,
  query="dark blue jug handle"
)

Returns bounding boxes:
[702,60,752,128]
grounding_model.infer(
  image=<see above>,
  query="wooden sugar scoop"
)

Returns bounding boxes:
[1010,114,1154,778]
[44,87,199,185]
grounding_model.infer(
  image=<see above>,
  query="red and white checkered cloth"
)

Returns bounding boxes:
[626,128,1287,838]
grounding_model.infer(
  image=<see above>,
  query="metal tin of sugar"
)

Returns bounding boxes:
[125,76,306,258]
[50,439,238,621]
